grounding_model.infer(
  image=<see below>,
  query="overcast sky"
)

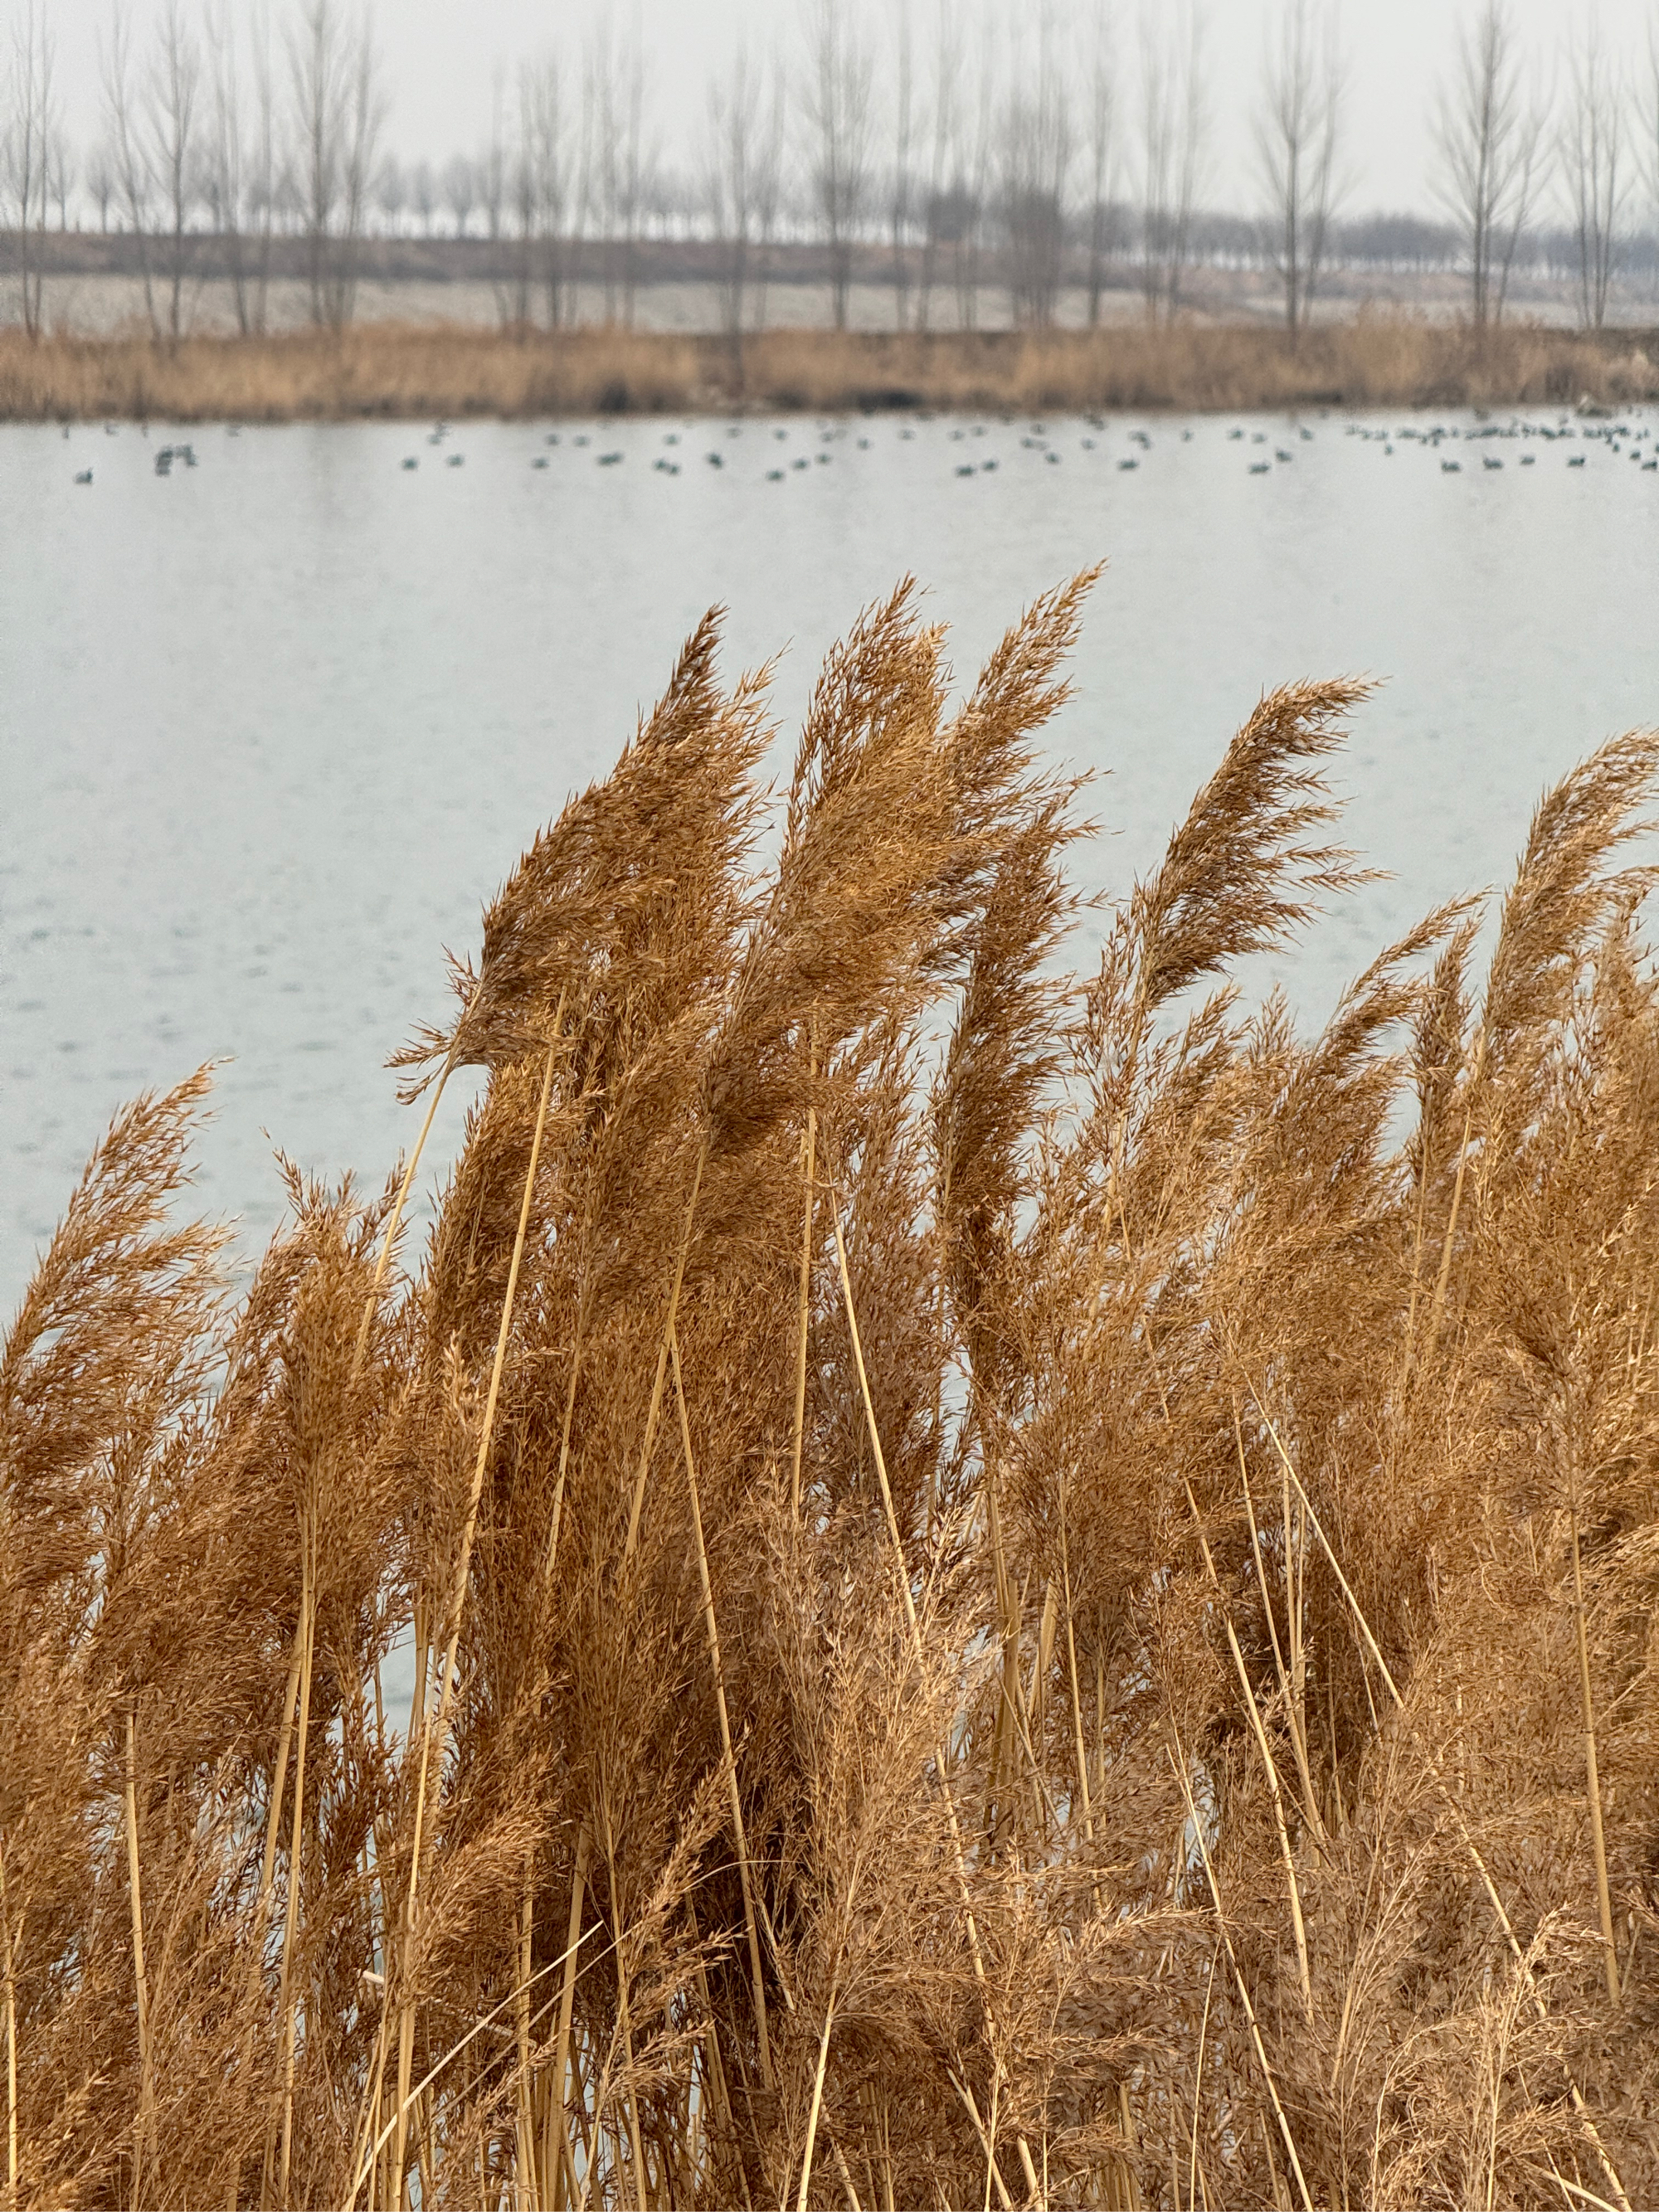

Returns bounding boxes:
[31,0,1659,217]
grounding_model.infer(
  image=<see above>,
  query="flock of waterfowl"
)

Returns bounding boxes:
[60,405,1657,489]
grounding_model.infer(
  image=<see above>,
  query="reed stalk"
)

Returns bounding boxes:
[1569,1498,1621,2006]
[669,1326,772,2088]
[124,1710,155,2208]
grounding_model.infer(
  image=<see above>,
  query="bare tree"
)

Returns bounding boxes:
[47,128,73,231]
[1138,0,1206,323]
[748,51,786,334]
[704,42,764,354]
[1434,1,1545,328]
[102,7,159,336]
[144,1,201,343]
[803,0,874,330]
[1257,0,1343,340]
[1082,3,1119,327]
[955,12,997,328]
[521,57,572,326]
[443,153,478,239]
[374,152,406,236]
[1562,18,1627,330]
[85,142,116,232]
[888,0,914,328]
[410,156,436,238]
[916,0,962,331]
[6,3,56,338]
[290,0,383,329]
[1000,7,1073,329]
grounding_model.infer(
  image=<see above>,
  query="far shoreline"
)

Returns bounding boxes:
[2,318,1657,424]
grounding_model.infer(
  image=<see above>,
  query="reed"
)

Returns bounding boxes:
[2,315,1656,421]
[2,580,1657,2209]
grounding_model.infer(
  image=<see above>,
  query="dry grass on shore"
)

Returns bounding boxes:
[2,314,1657,421]
[4,576,1657,2209]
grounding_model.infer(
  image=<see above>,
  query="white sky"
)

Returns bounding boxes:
[30,0,1659,217]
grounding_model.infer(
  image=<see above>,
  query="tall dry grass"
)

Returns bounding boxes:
[4,580,1658,2210]
[2,316,1657,421]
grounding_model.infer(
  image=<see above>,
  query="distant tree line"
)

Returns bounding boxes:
[4,0,1659,344]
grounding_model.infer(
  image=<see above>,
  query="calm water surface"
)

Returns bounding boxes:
[5,405,1657,1309]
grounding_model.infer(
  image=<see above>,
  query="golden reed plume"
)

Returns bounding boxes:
[3,580,1655,2210]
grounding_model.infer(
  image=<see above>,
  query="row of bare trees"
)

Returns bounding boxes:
[2,0,381,339]
[7,0,1659,342]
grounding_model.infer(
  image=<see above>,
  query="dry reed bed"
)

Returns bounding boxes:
[3,578,1657,2209]
[2,317,1657,421]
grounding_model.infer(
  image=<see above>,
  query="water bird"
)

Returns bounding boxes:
[1118,458,1137,470]
[766,468,784,481]
[597,451,623,465]
[956,464,975,476]
[705,452,723,466]
[774,428,788,440]
[1482,456,1502,469]
[1131,430,1151,449]
[1248,461,1270,474]
[1442,460,1461,472]
[74,469,92,484]
[1276,449,1293,462]
[792,457,809,469]
[664,432,680,445]
[446,454,465,467]
[1299,426,1314,441]
[1252,432,1267,444]
[980,459,997,471]
[573,434,590,447]
[1081,437,1095,450]
[1520,454,1535,464]
[1567,455,1586,467]
[401,456,418,470]
[153,450,172,477]
[857,437,871,449]
[545,433,560,445]
[1046,451,1061,464]
[531,456,549,469]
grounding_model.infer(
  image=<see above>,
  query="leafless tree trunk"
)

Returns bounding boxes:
[1563,19,1627,331]
[1257,0,1343,342]
[148,2,200,344]
[803,0,873,331]
[86,144,116,233]
[1083,3,1118,328]
[705,42,763,359]
[956,16,995,329]
[1434,1,1545,330]
[749,51,786,335]
[5,2,55,338]
[47,129,72,231]
[916,0,962,333]
[522,59,571,328]
[1000,8,1073,329]
[290,0,382,332]
[888,0,914,329]
[102,7,159,337]
[1138,2,1206,325]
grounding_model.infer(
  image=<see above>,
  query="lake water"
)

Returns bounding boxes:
[5,404,1658,1312]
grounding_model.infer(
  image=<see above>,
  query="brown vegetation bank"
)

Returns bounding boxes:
[2,315,1657,421]
[4,575,1657,2208]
